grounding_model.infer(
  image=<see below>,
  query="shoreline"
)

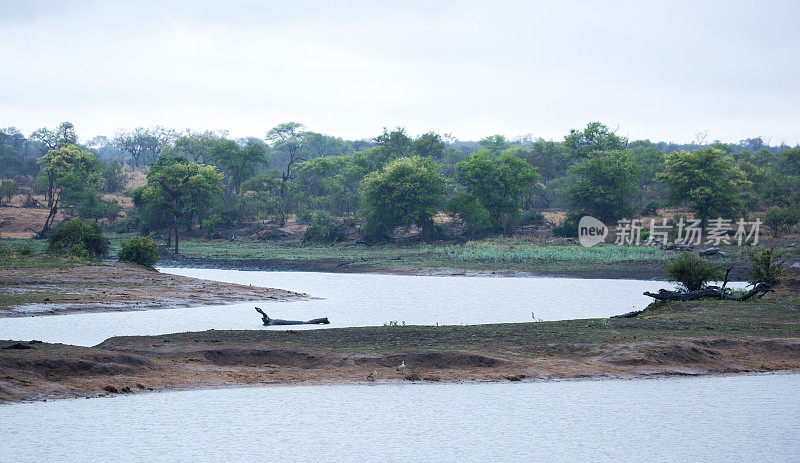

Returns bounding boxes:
[0,261,306,318]
[5,369,799,406]
[157,256,751,281]
[3,320,800,404]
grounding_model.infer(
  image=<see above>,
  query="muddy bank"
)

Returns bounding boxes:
[0,262,306,317]
[2,330,799,403]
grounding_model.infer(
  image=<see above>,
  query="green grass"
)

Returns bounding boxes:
[5,233,747,278]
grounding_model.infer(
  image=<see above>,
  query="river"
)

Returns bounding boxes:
[0,268,704,346]
[2,373,798,462]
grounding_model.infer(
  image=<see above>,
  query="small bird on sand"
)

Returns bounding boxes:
[396,361,406,372]
[367,369,377,380]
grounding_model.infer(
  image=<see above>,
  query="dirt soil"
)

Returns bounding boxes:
[0,262,306,317]
[1,334,798,404]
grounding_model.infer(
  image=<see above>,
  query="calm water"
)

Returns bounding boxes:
[0,269,695,346]
[2,373,798,462]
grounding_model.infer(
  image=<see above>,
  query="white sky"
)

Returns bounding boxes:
[1,0,799,144]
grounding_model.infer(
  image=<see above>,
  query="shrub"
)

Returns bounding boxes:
[763,206,800,238]
[746,248,782,285]
[447,193,491,237]
[0,242,11,256]
[664,252,722,291]
[551,213,581,237]
[16,244,33,256]
[303,213,344,244]
[118,236,160,267]
[47,218,109,259]
[518,210,546,227]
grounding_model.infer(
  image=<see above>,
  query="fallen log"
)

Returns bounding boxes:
[255,307,330,326]
[610,310,644,319]
[643,283,773,302]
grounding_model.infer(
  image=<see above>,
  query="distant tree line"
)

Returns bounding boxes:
[2,120,800,251]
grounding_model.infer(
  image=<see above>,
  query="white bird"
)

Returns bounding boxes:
[367,369,377,380]
[396,361,406,372]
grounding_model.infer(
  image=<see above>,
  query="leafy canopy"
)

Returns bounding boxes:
[360,155,447,240]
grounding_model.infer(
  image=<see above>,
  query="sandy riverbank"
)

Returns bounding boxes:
[0,261,306,317]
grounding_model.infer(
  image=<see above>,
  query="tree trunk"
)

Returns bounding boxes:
[644,283,773,302]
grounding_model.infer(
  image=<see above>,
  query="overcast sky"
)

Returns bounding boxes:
[1,0,799,144]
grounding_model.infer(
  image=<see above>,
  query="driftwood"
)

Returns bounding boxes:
[644,283,773,302]
[255,307,330,326]
[611,310,644,319]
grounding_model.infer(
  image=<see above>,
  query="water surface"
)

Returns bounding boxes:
[2,373,798,462]
[0,269,689,346]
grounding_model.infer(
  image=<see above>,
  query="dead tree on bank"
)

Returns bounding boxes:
[255,307,330,326]
[644,268,774,302]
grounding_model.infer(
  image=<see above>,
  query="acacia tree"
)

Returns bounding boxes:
[659,148,749,229]
[137,159,223,253]
[35,144,102,236]
[30,122,78,151]
[360,156,447,240]
[113,127,174,166]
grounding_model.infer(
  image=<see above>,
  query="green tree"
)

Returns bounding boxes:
[30,122,77,151]
[267,122,307,225]
[293,155,366,218]
[454,150,540,232]
[211,139,267,195]
[763,206,800,238]
[35,144,103,236]
[412,132,446,159]
[137,159,224,253]
[563,122,627,161]
[658,148,749,228]
[162,131,225,163]
[565,150,638,223]
[1,179,18,204]
[361,156,447,240]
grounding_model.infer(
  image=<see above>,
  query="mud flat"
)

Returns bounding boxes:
[0,261,306,317]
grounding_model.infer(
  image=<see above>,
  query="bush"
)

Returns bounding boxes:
[47,218,109,259]
[0,242,11,256]
[763,206,800,238]
[118,236,160,267]
[518,210,546,227]
[16,244,33,256]
[303,213,344,244]
[551,213,581,238]
[746,248,782,285]
[447,193,491,237]
[664,252,722,291]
